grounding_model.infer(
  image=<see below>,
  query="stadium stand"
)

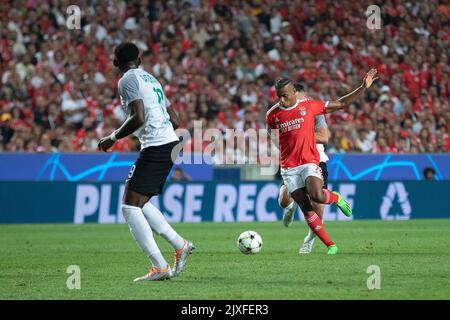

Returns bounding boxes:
[0,0,449,154]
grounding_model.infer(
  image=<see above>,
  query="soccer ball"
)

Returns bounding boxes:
[237,230,263,254]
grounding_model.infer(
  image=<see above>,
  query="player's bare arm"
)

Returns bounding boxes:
[98,99,145,152]
[315,127,329,144]
[166,106,180,130]
[326,68,378,113]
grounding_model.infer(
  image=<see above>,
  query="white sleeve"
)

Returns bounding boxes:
[119,74,143,105]
[165,96,171,108]
[314,114,328,130]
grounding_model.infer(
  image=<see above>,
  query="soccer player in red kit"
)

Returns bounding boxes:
[266,69,378,254]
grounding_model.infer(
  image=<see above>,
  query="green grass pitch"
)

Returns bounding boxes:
[1,219,449,300]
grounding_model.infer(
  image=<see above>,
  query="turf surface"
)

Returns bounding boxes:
[1,219,449,299]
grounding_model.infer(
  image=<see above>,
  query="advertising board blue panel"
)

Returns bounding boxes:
[327,154,449,181]
[1,181,449,223]
[0,153,213,181]
[0,153,448,182]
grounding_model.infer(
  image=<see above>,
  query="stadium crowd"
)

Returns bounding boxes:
[0,0,449,155]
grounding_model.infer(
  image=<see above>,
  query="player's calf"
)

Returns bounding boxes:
[313,189,352,217]
[292,188,336,253]
[309,188,338,205]
[303,211,335,247]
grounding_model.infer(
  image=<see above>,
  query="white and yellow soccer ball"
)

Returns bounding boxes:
[237,230,263,254]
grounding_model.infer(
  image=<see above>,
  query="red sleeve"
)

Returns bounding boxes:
[309,100,328,116]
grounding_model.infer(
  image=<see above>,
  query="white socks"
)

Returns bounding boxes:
[121,204,168,269]
[285,201,296,211]
[305,228,316,243]
[142,202,184,250]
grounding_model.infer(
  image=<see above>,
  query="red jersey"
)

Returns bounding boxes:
[266,99,328,169]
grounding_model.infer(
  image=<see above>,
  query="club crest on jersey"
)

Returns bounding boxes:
[275,117,279,122]
[299,108,307,116]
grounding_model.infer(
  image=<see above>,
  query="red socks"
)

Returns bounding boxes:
[305,211,334,247]
[323,189,338,204]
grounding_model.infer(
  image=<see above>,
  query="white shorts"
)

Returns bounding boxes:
[281,163,323,193]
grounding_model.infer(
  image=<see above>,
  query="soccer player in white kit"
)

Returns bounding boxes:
[98,43,194,281]
[278,84,330,254]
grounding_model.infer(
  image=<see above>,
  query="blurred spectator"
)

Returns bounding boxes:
[423,167,437,180]
[170,167,192,182]
[0,0,448,155]
[61,89,88,130]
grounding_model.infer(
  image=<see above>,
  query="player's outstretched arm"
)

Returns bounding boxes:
[326,68,378,113]
[98,99,145,152]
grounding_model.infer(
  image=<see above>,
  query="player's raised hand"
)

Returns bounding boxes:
[98,136,115,152]
[363,68,379,89]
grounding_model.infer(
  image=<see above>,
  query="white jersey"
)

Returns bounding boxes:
[314,115,329,162]
[118,68,178,149]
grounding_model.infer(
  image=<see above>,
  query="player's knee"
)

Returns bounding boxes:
[279,196,293,208]
[122,188,148,208]
[279,193,292,208]
[278,186,291,208]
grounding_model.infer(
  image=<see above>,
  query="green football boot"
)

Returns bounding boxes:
[333,191,352,217]
[327,244,338,255]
